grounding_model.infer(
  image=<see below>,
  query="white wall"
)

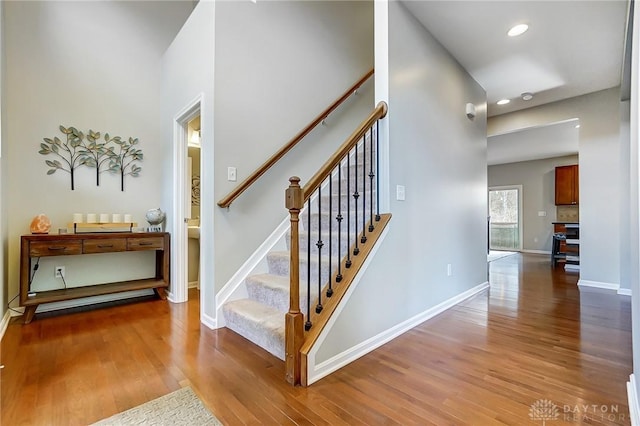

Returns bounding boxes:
[314,1,487,363]
[489,88,622,287]
[1,0,6,322]
[160,1,215,322]
[212,1,374,292]
[3,2,194,310]
[488,155,579,253]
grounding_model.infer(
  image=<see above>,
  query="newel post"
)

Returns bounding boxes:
[285,176,304,385]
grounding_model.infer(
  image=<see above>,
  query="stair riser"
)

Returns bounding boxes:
[267,255,338,285]
[222,304,285,360]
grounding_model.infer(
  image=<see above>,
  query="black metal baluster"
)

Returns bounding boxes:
[375,120,381,222]
[336,165,344,281]
[353,144,360,256]
[346,154,352,268]
[361,133,367,244]
[327,175,334,297]
[369,125,375,232]
[305,199,312,331]
[316,185,323,314]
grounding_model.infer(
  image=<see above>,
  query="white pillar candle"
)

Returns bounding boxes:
[73,213,83,223]
[99,213,110,223]
[86,213,97,223]
[112,213,122,223]
[124,214,133,223]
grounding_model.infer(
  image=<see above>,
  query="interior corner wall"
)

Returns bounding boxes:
[3,1,194,311]
[620,100,631,290]
[160,1,215,320]
[0,0,6,322]
[313,0,487,364]
[212,0,374,292]
[488,155,579,253]
[489,88,622,287]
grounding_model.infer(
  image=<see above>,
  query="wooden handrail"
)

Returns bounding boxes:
[302,101,388,201]
[217,68,375,208]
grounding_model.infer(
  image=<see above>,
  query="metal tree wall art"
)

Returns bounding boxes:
[107,137,143,191]
[39,125,143,191]
[39,126,89,190]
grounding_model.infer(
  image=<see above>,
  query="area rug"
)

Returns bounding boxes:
[92,387,222,426]
[487,250,517,262]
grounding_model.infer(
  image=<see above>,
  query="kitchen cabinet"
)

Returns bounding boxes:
[555,165,579,205]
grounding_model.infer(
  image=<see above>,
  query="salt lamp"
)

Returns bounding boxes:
[30,214,51,234]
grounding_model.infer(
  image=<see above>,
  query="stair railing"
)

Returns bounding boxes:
[217,69,374,208]
[285,101,389,386]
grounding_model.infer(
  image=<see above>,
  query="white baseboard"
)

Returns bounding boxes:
[629,374,640,425]
[521,249,551,255]
[619,288,633,297]
[188,280,199,289]
[306,238,489,385]
[0,310,11,342]
[578,279,620,293]
[201,311,216,330]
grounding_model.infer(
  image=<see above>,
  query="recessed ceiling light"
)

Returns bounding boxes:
[497,99,510,105]
[521,92,533,101]
[508,24,529,37]
[575,124,580,129]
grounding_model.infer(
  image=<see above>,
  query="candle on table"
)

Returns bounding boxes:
[112,213,122,223]
[73,213,83,223]
[99,213,110,223]
[124,214,133,223]
[86,214,97,223]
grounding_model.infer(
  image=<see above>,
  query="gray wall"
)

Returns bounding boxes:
[212,1,374,292]
[488,155,579,253]
[161,1,215,319]
[489,88,622,287]
[3,1,194,313]
[314,1,487,363]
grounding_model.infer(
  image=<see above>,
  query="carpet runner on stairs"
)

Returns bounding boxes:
[223,147,375,360]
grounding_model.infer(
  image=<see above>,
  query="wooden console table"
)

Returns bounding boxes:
[20,232,170,324]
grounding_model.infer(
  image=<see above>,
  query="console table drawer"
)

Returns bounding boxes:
[83,238,127,254]
[128,237,164,251]
[29,240,82,257]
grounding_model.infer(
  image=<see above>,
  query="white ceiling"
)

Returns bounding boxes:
[487,119,579,165]
[403,0,629,117]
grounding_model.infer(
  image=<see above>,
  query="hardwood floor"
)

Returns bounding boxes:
[1,253,632,425]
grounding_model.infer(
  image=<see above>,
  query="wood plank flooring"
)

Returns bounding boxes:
[1,253,632,425]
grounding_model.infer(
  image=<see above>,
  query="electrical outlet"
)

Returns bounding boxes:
[447,263,452,276]
[55,266,65,278]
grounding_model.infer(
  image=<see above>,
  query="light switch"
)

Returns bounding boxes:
[538,211,547,217]
[228,167,237,182]
[396,185,405,201]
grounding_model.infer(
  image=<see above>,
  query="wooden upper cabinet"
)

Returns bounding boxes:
[555,165,579,205]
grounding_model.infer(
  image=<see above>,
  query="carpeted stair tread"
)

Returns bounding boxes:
[222,298,285,360]
[246,273,310,313]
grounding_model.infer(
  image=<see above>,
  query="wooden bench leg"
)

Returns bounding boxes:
[23,306,37,324]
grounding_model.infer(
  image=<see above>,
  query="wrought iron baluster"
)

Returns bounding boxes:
[316,185,323,314]
[361,133,367,244]
[336,165,343,281]
[375,120,381,222]
[305,199,312,331]
[353,144,360,256]
[346,154,352,268]
[327,175,334,297]
[369,125,375,232]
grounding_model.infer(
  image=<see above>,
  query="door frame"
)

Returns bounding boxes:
[488,185,523,251]
[171,94,203,303]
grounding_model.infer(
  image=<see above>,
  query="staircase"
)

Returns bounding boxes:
[222,144,373,360]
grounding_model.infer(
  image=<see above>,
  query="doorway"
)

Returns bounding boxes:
[172,96,202,304]
[488,185,523,251]
[187,116,201,290]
